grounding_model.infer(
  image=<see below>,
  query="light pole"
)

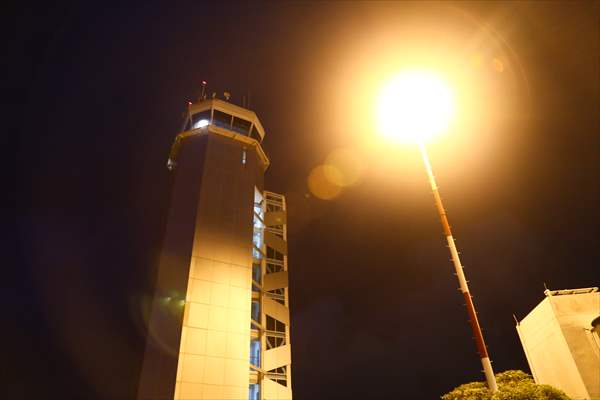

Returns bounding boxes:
[418,141,497,392]
[377,70,498,392]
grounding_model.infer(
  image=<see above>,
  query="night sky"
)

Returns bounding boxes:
[11,2,600,399]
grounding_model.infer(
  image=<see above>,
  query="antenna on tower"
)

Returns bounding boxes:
[244,90,251,108]
[186,101,192,129]
[201,80,207,100]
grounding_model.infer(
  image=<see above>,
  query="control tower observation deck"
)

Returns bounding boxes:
[137,97,293,400]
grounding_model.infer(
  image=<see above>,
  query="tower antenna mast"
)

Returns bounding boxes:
[201,80,207,100]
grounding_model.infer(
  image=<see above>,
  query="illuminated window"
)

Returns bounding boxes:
[252,263,262,284]
[191,110,211,129]
[250,338,261,368]
[249,384,260,400]
[254,188,264,216]
[253,229,263,250]
[252,188,265,261]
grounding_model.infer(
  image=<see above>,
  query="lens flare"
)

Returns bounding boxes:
[324,148,365,188]
[377,70,455,143]
[308,166,342,200]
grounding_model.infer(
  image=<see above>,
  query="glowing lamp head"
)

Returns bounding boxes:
[377,70,455,143]
[193,119,210,129]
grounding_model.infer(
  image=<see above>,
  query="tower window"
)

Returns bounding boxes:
[266,335,286,350]
[250,338,261,368]
[266,315,286,333]
[213,109,232,128]
[266,263,283,273]
[252,263,262,284]
[267,247,284,261]
[232,117,252,135]
[251,300,260,323]
[592,316,600,349]
[267,203,282,212]
[191,110,211,129]
[249,383,260,400]
[250,125,262,142]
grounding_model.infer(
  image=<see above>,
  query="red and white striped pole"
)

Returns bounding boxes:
[418,142,498,392]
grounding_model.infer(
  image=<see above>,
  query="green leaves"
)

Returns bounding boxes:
[441,381,491,400]
[441,370,572,400]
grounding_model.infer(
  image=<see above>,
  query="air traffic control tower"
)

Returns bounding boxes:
[137,96,293,400]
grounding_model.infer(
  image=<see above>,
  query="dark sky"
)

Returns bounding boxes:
[11,2,600,399]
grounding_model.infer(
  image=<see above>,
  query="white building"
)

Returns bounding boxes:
[516,287,600,399]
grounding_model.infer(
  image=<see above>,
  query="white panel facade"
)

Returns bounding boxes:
[174,254,252,400]
[517,289,600,400]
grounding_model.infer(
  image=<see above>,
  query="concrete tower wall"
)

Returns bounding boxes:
[175,133,263,400]
[137,134,209,400]
[138,132,264,400]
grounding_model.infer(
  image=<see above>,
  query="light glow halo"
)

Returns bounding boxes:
[377,70,455,143]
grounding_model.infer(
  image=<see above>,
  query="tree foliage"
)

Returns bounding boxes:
[441,370,572,400]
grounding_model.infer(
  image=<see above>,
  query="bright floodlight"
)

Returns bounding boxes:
[193,119,210,129]
[377,70,455,143]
